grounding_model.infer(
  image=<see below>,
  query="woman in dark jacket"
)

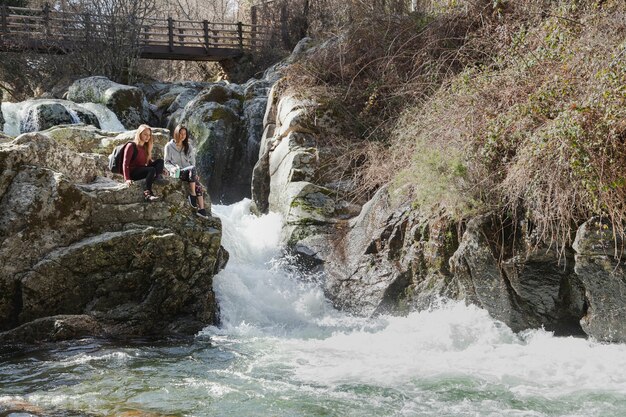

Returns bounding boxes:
[123,124,165,202]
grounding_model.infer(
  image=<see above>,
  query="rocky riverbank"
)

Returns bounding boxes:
[251,51,626,343]
[0,128,227,345]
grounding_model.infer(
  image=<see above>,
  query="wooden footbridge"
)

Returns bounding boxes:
[0,4,273,61]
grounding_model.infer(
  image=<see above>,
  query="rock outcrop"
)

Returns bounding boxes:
[4,99,101,134]
[139,77,273,204]
[317,181,589,335]
[0,130,227,344]
[67,76,148,129]
[41,123,170,157]
[252,40,626,342]
[573,217,626,342]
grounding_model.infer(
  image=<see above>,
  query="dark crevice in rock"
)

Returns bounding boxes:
[11,279,22,330]
[374,271,412,316]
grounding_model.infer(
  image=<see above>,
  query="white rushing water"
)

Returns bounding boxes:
[1,101,125,136]
[3,200,626,416]
[77,102,126,132]
[207,200,626,416]
[1,102,23,136]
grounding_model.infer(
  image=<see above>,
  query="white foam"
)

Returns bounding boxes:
[77,102,125,132]
[1,102,24,136]
[1,101,126,135]
[208,199,626,407]
[59,351,132,366]
[209,200,364,337]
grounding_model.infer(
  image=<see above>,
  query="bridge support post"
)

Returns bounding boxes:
[280,2,289,50]
[43,3,51,36]
[1,6,7,34]
[203,20,210,51]
[84,13,91,44]
[237,22,243,50]
[167,16,174,52]
[251,6,257,49]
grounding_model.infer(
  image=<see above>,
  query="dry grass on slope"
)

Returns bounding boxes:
[281,0,503,203]
[381,0,626,249]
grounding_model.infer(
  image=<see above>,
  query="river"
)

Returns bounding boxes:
[2,200,626,417]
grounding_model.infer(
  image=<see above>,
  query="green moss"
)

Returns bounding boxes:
[208,106,238,123]
[286,224,319,247]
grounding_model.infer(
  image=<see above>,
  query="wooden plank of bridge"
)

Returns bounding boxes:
[0,5,269,60]
[84,13,91,43]
[42,3,50,36]
[251,6,257,49]
[237,22,243,50]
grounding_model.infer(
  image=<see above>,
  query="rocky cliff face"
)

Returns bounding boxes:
[139,76,274,204]
[255,55,626,343]
[312,181,626,341]
[0,128,227,344]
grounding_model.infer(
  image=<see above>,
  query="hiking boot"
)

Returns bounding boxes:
[188,195,198,209]
[196,208,209,219]
[144,190,159,202]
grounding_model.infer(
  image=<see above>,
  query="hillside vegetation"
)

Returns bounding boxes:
[284,0,626,249]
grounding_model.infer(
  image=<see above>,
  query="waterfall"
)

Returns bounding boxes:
[1,100,126,136]
[1,102,24,136]
[76,102,126,132]
[208,199,361,338]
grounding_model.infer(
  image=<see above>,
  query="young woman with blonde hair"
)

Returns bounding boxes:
[122,124,165,202]
[164,125,209,218]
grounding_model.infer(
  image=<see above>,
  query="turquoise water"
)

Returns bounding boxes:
[2,200,626,417]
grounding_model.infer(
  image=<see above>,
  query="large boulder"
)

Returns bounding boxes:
[14,99,100,133]
[250,81,363,264]
[176,82,269,204]
[573,217,626,342]
[323,186,460,316]
[180,96,245,203]
[0,133,227,344]
[322,191,586,334]
[139,78,274,205]
[138,81,210,127]
[67,76,147,129]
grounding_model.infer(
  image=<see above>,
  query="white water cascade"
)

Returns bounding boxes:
[77,102,126,132]
[3,200,626,417]
[1,101,125,136]
[203,200,626,416]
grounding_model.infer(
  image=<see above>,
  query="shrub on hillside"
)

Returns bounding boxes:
[381,1,626,250]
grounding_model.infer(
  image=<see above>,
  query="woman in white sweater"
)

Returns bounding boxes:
[164,125,209,219]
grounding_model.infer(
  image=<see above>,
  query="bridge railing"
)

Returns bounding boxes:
[0,4,274,54]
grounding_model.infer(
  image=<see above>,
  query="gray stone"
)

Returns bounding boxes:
[0,133,227,343]
[180,100,247,203]
[67,76,147,129]
[250,123,278,214]
[17,99,100,133]
[39,124,169,160]
[573,217,626,342]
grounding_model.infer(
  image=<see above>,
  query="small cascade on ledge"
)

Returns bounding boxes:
[1,100,126,136]
[77,102,126,132]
